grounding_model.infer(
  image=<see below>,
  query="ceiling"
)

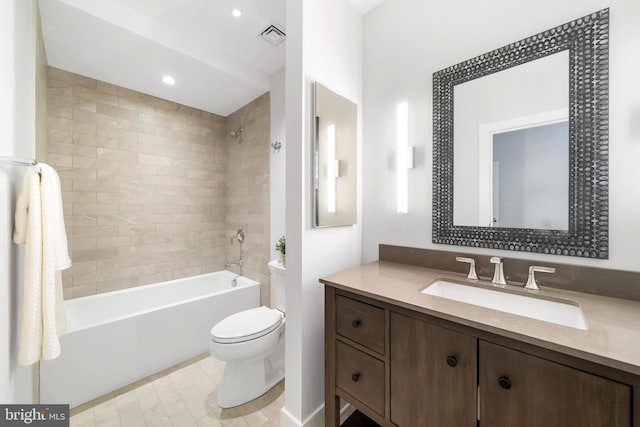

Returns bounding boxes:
[39,0,383,116]
[39,0,286,116]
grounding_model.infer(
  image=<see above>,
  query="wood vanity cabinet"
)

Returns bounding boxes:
[479,340,631,427]
[390,312,477,426]
[325,287,636,427]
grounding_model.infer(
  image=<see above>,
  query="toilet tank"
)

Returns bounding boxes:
[268,260,286,313]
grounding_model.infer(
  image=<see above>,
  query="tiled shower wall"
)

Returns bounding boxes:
[47,67,270,302]
[225,93,271,303]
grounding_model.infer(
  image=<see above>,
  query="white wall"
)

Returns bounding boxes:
[284,0,363,423]
[362,0,640,272]
[270,67,286,262]
[0,0,37,404]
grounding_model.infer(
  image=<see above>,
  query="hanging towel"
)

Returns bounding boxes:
[13,164,71,365]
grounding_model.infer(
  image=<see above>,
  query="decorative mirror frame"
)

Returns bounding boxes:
[432,8,609,258]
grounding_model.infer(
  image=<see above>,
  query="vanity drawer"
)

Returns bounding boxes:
[336,341,385,416]
[336,295,385,354]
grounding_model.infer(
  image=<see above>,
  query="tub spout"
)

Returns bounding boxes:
[226,259,243,267]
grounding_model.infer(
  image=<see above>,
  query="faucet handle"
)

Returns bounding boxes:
[524,266,556,290]
[489,256,507,285]
[456,257,478,280]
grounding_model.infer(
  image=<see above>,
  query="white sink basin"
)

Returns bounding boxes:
[421,280,587,330]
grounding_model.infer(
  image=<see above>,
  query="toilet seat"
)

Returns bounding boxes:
[211,306,283,344]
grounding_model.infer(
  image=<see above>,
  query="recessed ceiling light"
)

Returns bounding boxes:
[232,8,242,18]
[162,75,175,85]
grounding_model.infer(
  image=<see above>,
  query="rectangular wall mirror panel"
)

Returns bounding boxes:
[433,9,609,258]
[453,51,569,230]
[313,82,358,228]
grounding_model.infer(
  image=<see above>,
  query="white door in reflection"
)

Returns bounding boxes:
[484,119,569,230]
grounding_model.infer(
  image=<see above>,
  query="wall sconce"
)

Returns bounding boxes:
[327,123,337,213]
[397,102,409,213]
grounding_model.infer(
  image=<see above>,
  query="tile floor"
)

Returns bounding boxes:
[69,355,283,427]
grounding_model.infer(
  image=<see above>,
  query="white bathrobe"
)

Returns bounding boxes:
[13,165,71,365]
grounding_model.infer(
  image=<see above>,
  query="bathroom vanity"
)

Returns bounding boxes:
[322,259,640,427]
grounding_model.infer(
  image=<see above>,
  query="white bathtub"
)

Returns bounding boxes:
[40,271,260,408]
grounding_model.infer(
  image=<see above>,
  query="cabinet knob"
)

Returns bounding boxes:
[498,376,512,390]
[446,356,458,367]
[351,320,361,328]
[351,373,360,382]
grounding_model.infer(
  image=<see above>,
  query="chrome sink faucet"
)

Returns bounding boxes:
[490,256,507,286]
[524,266,556,290]
[456,257,478,280]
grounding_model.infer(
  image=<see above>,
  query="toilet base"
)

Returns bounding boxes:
[216,336,285,408]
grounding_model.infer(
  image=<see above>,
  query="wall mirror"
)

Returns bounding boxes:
[313,82,357,228]
[433,9,609,258]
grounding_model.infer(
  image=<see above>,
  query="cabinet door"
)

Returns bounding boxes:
[479,340,631,427]
[390,312,477,426]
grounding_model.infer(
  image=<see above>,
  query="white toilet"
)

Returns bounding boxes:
[209,260,286,408]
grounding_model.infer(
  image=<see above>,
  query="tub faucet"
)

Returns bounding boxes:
[490,256,507,286]
[226,259,243,268]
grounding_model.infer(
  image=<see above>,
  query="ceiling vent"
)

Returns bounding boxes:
[260,24,286,46]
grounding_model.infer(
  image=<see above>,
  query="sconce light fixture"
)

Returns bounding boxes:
[397,102,409,213]
[327,123,337,213]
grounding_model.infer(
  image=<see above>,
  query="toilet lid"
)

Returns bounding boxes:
[211,306,284,344]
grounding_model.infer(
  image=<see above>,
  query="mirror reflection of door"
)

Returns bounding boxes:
[492,161,500,227]
[453,50,569,229]
[482,117,569,230]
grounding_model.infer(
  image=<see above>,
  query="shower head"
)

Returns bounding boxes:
[230,128,243,139]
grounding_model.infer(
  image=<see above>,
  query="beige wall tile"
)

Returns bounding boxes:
[49,67,270,302]
[225,93,271,306]
[72,133,118,149]
[49,94,97,113]
[72,271,119,287]
[48,153,73,167]
[73,86,118,107]
[63,283,97,299]
[50,141,97,158]
[48,128,72,143]
[69,237,97,251]
[118,97,156,116]
[96,81,118,95]
[65,214,97,227]
[48,104,73,119]
[49,67,97,89]
[72,109,118,127]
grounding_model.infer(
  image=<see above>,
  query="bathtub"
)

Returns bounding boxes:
[40,271,260,408]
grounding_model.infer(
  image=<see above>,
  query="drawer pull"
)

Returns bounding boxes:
[351,320,361,328]
[351,373,360,382]
[446,355,458,367]
[498,376,512,390]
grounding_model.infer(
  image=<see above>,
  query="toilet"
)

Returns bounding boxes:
[209,260,286,408]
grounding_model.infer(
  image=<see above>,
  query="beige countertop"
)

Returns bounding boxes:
[320,261,640,376]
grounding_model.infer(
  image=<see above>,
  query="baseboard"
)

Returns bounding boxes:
[280,404,324,427]
[280,402,356,426]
